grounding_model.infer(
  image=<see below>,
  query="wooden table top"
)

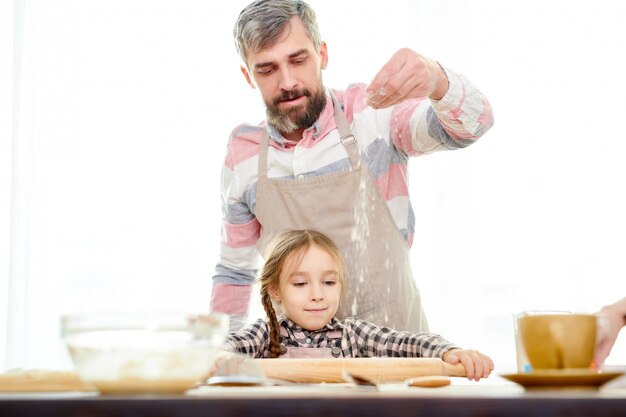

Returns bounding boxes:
[1,377,625,417]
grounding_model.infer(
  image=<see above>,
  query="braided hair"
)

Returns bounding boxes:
[259,229,345,358]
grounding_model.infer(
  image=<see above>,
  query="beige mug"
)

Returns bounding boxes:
[517,312,597,370]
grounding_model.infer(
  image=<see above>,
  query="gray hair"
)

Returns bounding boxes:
[234,0,322,64]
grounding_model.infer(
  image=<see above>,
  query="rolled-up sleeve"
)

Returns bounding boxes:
[390,67,494,157]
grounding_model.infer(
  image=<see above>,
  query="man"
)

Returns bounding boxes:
[211,0,494,331]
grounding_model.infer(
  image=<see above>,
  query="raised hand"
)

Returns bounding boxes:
[366,48,449,109]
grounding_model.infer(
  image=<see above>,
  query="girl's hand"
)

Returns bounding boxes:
[209,350,238,376]
[442,348,494,381]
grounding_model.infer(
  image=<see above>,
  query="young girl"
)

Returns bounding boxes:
[221,229,494,381]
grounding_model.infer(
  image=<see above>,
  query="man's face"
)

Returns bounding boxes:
[241,17,328,134]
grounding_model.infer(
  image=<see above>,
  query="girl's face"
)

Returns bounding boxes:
[271,244,341,331]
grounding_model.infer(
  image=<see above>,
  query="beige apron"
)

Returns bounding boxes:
[255,92,428,332]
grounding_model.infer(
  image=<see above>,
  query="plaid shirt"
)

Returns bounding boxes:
[222,316,459,359]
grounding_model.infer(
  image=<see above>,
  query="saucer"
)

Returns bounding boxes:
[500,369,624,388]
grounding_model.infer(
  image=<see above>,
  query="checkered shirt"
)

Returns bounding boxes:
[222,316,459,359]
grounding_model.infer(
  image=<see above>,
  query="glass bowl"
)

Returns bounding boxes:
[61,313,228,394]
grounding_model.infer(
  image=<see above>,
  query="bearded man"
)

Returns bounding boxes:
[211,0,494,332]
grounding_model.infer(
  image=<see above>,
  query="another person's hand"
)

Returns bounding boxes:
[366,48,449,109]
[442,348,494,381]
[594,297,626,368]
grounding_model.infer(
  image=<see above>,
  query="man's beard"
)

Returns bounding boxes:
[265,86,327,135]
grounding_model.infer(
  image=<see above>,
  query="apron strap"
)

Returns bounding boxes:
[257,89,361,180]
[258,128,270,180]
[328,90,361,169]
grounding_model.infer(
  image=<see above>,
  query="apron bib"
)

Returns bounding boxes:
[255,92,428,332]
[278,329,343,358]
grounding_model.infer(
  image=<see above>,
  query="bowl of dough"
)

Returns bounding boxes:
[62,312,228,394]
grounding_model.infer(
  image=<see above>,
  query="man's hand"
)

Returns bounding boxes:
[366,48,449,109]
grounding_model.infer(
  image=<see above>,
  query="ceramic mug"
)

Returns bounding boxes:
[516,311,597,370]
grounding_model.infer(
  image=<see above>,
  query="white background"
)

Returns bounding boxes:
[1,0,625,373]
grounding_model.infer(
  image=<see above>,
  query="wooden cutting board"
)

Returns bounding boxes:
[0,370,96,392]
[251,358,466,384]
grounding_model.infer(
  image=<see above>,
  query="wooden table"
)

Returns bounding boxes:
[1,379,626,417]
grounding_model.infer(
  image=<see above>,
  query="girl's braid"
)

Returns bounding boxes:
[260,287,283,358]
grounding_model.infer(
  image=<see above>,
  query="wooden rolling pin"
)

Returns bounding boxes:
[251,358,466,384]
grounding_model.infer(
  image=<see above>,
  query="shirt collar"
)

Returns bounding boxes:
[278,315,344,333]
